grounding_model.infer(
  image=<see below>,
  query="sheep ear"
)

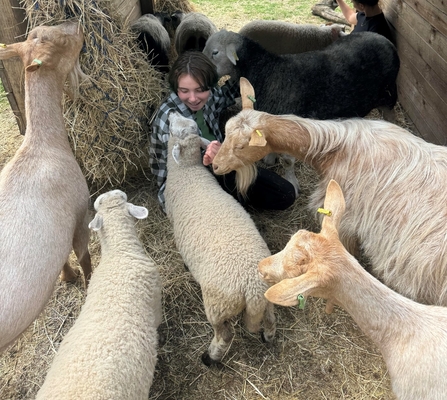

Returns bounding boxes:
[172,143,181,164]
[321,179,346,237]
[264,273,318,307]
[240,77,255,110]
[249,129,267,147]
[200,137,211,149]
[127,203,149,219]
[226,43,239,65]
[88,214,103,231]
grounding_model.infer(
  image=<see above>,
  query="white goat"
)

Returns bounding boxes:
[258,179,447,400]
[36,190,162,399]
[0,22,92,352]
[165,111,276,366]
[239,20,346,55]
[212,79,447,306]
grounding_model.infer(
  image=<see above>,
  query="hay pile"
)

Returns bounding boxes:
[18,0,191,191]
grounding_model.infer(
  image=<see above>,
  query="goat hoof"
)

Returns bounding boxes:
[201,352,223,368]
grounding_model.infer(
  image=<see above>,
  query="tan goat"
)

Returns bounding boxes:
[212,78,447,306]
[0,21,91,352]
[258,179,447,400]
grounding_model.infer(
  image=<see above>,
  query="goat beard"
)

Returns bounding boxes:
[235,164,258,198]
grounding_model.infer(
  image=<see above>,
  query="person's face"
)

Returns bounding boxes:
[177,73,211,112]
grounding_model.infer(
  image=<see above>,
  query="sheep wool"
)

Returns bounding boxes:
[174,12,217,54]
[239,20,346,55]
[165,112,276,365]
[36,190,162,400]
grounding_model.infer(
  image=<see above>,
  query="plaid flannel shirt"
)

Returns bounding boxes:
[150,81,239,210]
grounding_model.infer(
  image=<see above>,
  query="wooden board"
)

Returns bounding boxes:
[0,0,27,135]
[382,0,447,144]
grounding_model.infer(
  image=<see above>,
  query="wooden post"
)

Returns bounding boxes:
[0,0,27,135]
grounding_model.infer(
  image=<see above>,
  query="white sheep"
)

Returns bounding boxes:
[258,179,447,400]
[174,12,217,54]
[0,21,92,352]
[212,79,447,306]
[131,13,171,73]
[239,20,346,55]
[165,111,276,366]
[36,189,162,399]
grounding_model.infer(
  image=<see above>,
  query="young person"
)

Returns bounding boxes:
[336,0,393,43]
[149,51,296,213]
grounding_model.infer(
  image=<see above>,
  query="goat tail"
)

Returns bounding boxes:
[235,164,258,198]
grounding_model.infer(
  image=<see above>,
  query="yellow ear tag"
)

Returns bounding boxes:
[317,208,332,216]
[249,129,267,147]
[0,44,7,48]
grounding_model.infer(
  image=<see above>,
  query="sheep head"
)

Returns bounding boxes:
[258,180,346,311]
[203,29,243,79]
[89,190,148,231]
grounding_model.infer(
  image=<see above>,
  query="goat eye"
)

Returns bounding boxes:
[235,144,244,150]
[212,50,218,57]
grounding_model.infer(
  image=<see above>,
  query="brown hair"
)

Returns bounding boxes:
[168,51,218,93]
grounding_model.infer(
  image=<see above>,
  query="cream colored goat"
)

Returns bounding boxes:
[0,22,91,352]
[212,78,447,306]
[258,180,447,400]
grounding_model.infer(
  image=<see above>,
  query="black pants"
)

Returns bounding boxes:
[213,167,296,211]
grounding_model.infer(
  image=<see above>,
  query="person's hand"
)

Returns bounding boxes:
[203,140,221,166]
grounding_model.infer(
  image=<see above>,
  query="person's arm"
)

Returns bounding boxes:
[150,108,170,209]
[335,0,358,25]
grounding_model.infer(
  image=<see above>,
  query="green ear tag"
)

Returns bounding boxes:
[297,294,306,310]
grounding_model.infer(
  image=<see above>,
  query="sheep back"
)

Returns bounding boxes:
[131,13,171,72]
[239,20,345,55]
[165,133,271,304]
[203,30,399,119]
[174,12,218,54]
[36,192,162,399]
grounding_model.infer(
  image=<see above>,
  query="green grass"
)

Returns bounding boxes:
[191,0,327,29]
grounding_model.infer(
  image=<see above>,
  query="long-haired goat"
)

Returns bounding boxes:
[0,21,91,352]
[212,79,447,306]
[258,179,447,400]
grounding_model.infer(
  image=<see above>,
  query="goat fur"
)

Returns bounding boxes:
[259,179,447,400]
[0,21,92,352]
[213,107,447,305]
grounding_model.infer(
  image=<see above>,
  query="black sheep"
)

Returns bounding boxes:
[203,30,400,120]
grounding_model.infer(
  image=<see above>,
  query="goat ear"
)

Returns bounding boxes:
[249,129,267,147]
[321,179,346,236]
[172,143,181,164]
[240,77,255,110]
[127,203,148,219]
[88,214,103,231]
[0,42,21,60]
[264,273,318,307]
[226,43,239,65]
